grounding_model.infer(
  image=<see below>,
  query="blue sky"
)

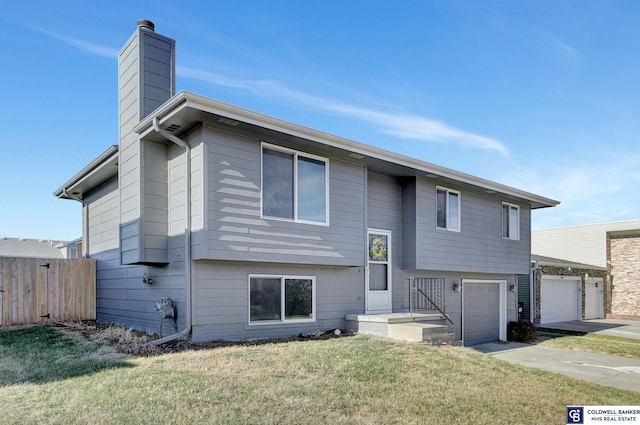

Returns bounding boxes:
[1,1,639,241]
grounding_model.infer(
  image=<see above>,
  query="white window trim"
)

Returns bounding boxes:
[436,186,461,232]
[261,142,330,226]
[248,274,317,325]
[502,202,520,240]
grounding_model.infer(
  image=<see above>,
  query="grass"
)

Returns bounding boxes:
[0,325,131,385]
[1,324,639,425]
[536,332,640,359]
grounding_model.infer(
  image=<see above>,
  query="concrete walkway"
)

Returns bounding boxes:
[475,341,640,393]
[537,319,640,340]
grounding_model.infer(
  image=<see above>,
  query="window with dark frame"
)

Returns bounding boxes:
[250,275,315,323]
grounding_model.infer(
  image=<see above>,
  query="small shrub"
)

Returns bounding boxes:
[507,321,537,343]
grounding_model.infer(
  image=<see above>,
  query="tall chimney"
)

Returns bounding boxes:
[118,20,175,145]
[117,21,175,264]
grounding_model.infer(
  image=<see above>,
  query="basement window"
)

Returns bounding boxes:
[249,275,316,324]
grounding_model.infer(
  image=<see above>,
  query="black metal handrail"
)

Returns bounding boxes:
[415,287,454,325]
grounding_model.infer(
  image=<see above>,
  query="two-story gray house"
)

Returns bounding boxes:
[55,21,558,346]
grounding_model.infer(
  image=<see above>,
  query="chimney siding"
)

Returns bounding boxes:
[118,22,175,265]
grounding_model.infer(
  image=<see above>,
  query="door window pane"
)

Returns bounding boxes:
[369,234,388,261]
[369,264,388,290]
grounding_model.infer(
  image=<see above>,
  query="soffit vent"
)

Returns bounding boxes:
[217,117,240,126]
[166,124,181,132]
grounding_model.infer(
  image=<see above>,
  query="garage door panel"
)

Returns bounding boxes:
[464,283,500,346]
[540,278,579,324]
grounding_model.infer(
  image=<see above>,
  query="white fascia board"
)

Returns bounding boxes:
[136,91,560,209]
[53,145,119,197]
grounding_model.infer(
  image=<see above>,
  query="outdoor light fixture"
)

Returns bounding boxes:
[509,282,516,292]
[453,281,460,292]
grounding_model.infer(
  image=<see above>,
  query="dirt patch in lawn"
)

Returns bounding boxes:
[56,320,354,357]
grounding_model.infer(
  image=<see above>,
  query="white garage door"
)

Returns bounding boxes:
[540,277,580,324]
[463,281,505,346]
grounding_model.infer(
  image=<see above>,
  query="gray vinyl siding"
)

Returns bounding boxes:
[202,125,366,266]
[191,260,364,342]
[84,178,120,256]
[141,141,168,263]
[415,178,531,275]
[404,270,518,341]
[366,172,407,311]
[401,178,417,270]
[86,174,187,336]
[139,33,174,117]
[94,246,187,336]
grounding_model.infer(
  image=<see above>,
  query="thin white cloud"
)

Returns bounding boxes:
[551,39,579,64]
[518,152,640,228]
[26,23,509,156]
[25,24,118,58]
[178,66,510,156]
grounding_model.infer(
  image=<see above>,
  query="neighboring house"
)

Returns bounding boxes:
[532,219,640,321]
[56,238,82,259]
[54,20,558,345]
[0,237,72,259]
[528,254,607,325]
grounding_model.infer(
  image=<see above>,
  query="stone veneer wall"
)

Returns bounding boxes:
[609,235,640,320]
[533,266,609,324]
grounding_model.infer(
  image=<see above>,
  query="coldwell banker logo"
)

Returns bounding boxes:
[567,407,584,424]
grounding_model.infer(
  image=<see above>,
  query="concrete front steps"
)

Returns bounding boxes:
[345,312,457,345]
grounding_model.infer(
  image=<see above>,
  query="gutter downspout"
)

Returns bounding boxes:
[62,189,89,258]
[151,117,192,345]
[530,261,538,323]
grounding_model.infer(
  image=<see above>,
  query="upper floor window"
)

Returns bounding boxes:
[262,144,328,224]
[436,187,460,231]
[502,202,520,240]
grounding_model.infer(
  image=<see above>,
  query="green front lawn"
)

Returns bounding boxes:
[1,325,638,425]
[536,332,640,359]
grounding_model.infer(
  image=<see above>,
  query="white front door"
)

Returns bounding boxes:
[585,277,603,319]
[366,229,392,313]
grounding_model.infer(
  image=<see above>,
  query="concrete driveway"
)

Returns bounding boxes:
[538,319,640,341]
[474,320,640,393]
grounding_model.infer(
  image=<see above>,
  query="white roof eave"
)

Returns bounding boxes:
[135,91,560,209]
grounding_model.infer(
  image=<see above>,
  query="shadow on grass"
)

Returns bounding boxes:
[0,325,133,386]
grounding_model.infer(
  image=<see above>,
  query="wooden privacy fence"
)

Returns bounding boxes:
[0,257,96,326]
